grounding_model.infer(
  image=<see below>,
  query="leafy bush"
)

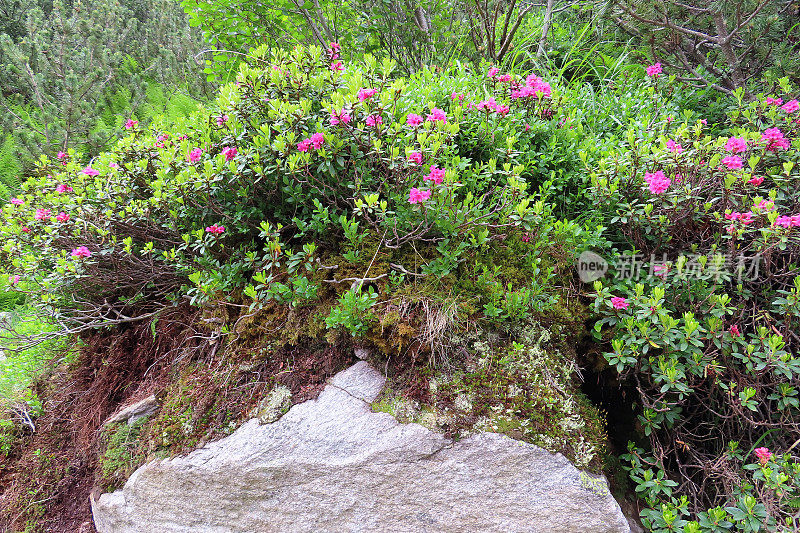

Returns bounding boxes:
[589,75,800,530]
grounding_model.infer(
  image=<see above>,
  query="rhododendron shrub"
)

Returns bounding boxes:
[589,87,800,530]
[0,45,566,331]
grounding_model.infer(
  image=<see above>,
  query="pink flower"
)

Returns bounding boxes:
[9,275,19,285]
[754,447,772,465]
[646,63,662,77]
[730,324,741,337]
[644,170,671,194]
[496,105,509,116]
[9,198,23,206]
[610,297,629,310]
[187,148,203,163]
[205,224,225,235]
[71,246,92,259]
[297,139,311,152]
[82,166,99,176]
[329,110,351,126]
[666,139,682,153]
[425,165,445,185]
[216,114,229,127]
[488,67,499,78]
[408,188,431,204]
[124,119,138,129]
[56,212,70,223]
[653,264,669,278]
[497,74,512,83]
[721,155,743,170]
[21,226,30,233]
[765,97,783,106]
[57,151,67,160]
[408,151,423,164]
[524,123,531,132]
[739,212,754,225]
[330,61,344,72]
[427,108,447,124]
[222,147,237,161]
[34,209,51,221]
[365,115,383,127]
[406,114,423,126]
[748,176,764,186]
[756,200,775,211]
[357,88,378,101]
[477,97,498,112]
[762,128,790,151]
[781,99,799,113]
[309,132,324,149]
[725,137,748,153]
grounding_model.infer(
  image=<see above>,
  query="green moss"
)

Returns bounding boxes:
[100,417,150,490]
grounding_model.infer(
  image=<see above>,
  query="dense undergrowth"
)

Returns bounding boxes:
[1,42,800,532]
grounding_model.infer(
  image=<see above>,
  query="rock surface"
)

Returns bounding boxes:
[104,395,159,426]
[92,361,631,533]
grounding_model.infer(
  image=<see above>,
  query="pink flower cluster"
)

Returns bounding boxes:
[748,176,764,186]
[774,214,800,228]
[365,115,383,127]
[725,211,754,225]
[761,128,790,151]
[71,246,92,259]
[205,224,225,234]
[408,187,431,204]
[83,166,100,176]
[407,114,423,127]
[721,155,743,170]
[222,147,237,161]
[754,447,773,465]
[646,63,662,77]
[427,108,447,124]
[425,165,445,184]
[187,148,203,163]
[765,97,783,106]
[34,208,51,221]
[408,151,422,164]
[611,297,629,310]
[216,114,229,127]
[10,198,23,206]
[725,137,747,153]
[644,170,671,194]
[297,132,325,152]
[330,109,351,126]
[357,88,377,101]
[55,184,73,194]
[666,139,682,153]
[56,212,70,223]
[476,97,509,115]
[511,74,552,99]
[125,119,138,130]
[781,99,799,113]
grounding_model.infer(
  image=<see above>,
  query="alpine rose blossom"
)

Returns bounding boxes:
[425,165,445,184]
[329,110,351,126]
[216,114,229,127]
[124,119,138,129]
[188,148,203,163]
[406,114,423,126]
[82,166,99,176]
[781,99,799,113]
[56,212,70,223]
[765,97,783,106]
[611,297,629,310]
[365,115,383,127]
[408,188,431,204]
[645,170,671,194]
[754,447,772,465]
[57,151,67,159]
[10,198,23,206]
[488,67,499,77]
[357,88,377,101]
[71,246,92,259]
[666,139,682,153]
[205,224,225,234]
[725,137,748,153]
[222,147,237,161]
[748,176,764,186]
[762,128,790,151]
[427,108,447,124]
[646,63,662,77]
[34,209,51,220]
[730,325,741,337]
[721,155,743,170]
[10,275,20,285]
[408,151,423,164]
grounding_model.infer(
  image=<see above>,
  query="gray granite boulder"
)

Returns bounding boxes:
[92,361,630,533]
